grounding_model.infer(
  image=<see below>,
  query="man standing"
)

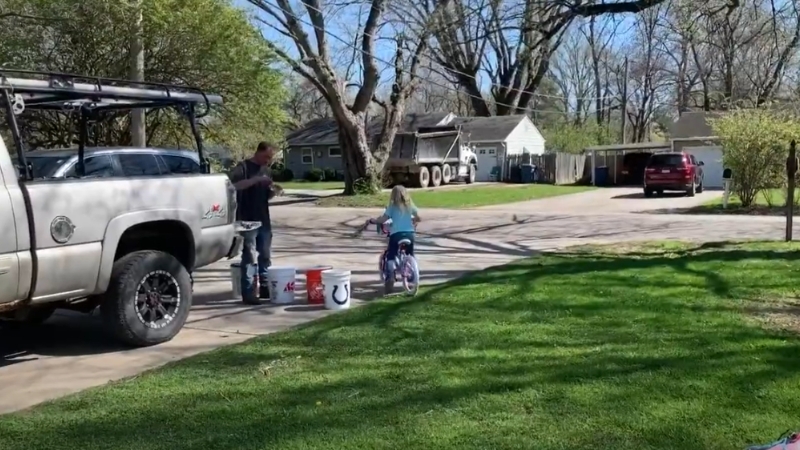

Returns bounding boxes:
[228,142,280,305]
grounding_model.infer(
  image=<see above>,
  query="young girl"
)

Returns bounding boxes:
[366,185,421,293]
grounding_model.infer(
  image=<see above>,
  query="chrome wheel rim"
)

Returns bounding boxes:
[134,270,181,329]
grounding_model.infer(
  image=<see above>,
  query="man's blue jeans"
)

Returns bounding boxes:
[240,226,272,299]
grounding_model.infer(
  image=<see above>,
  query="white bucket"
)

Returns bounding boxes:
[322,269,351,310]
[230,263,242,299]
[268,266,297,305]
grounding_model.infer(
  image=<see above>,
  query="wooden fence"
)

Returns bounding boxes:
[503,152,586,185]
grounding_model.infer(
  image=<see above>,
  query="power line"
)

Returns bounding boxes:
[247,0,626,109]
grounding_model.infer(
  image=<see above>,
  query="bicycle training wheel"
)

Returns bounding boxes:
[401,255,420,296]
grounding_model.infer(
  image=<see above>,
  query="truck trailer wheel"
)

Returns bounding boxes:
[441,164,452,184]
[100,250,193,347]
[467,163,477,184]
[430,165,442,187]
[417,166,430,188]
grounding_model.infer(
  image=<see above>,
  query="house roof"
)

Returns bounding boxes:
[669,111,722,139]
[451,115,528,142]
[286,112,454,147]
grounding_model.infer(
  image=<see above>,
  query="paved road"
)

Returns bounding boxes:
[0,187,785,414]
[478,186,723,214]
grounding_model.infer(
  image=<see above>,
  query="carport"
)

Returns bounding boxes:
[586,142,672,186]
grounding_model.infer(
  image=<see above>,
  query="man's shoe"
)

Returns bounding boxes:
[242,293,262,306]
[259,285,271,299]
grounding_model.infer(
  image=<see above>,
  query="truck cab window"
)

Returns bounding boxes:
[65,155,116,178]
[117,153,162,176]
[160,155,200,174]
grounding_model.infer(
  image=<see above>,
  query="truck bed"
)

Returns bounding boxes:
[387,127,461,167]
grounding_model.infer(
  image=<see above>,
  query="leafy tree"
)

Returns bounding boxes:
[0,0,286,159]
[543,122,616,154]
[710,108,800,207]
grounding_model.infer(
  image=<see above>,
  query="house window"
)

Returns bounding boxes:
[301,148,313,165]
[488,149,496,155]
[479,149,486,154]
[328,147,342,157]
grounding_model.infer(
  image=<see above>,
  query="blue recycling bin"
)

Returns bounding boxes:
[594,166,609,186]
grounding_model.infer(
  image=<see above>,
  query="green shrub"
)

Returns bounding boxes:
[323,167,337,181]
[353,176,381,194]
[710,108,800,207]
[304,168,324,182]
[272,167,294,182]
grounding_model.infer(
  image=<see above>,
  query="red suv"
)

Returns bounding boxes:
[643,152,704,197]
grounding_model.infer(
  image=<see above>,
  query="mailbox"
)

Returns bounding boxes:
[722,168,732,180]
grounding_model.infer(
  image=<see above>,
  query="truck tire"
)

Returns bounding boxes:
[467,163,477,184]
[441,164,452,184]
[100,250,193,347]
[417,166,430,188]
[431,165,442,187]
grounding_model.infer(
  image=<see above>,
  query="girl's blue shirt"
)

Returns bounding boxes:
[384,203,418,234]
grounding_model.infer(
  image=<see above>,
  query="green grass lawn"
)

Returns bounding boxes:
[3,241,800,449]
[689,188,797,215]
[316,184,594,208]
[278,180,344,190]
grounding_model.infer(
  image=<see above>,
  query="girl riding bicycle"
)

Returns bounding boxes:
[364,185,421,294]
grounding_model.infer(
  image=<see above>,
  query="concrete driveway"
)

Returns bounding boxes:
[478,186,722,214]
[0,196,782,415]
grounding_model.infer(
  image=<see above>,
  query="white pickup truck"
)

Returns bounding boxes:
[0,70,241,346]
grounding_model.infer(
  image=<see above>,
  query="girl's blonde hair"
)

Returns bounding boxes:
[389,185,414,211]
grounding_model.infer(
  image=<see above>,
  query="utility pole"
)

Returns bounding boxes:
[129,0,146,147]
[787,140,797,241]
[620,57,629,144]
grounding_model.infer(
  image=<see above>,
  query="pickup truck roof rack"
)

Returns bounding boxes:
[0,69,224,178]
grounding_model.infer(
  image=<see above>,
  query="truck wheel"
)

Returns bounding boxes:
[441,164,452,184]
[417,166,430,188]
[467,164,477,184]
[100,250,192,347]
[430,165,442,187]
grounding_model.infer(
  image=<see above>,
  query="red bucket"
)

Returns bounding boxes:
[305,266,332,304]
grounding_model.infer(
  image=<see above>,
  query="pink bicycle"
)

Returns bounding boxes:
[748,430,800,449]
[356,220,420,296]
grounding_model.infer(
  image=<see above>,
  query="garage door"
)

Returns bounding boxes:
[475,147,497,181]
[687,146,724,189]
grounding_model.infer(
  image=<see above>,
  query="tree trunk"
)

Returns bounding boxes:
[330,107,389,195]
[334,112,377,195]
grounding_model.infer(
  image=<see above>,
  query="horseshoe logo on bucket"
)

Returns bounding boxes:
[332,284,349,305]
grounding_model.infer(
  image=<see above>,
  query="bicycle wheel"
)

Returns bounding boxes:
[401,255,420,296]
[378,250,387,281]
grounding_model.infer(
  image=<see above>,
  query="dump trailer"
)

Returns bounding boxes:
[385,126,478,188]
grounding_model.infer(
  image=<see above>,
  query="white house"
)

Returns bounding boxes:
[453,115,546,182]
[669,111,725,189]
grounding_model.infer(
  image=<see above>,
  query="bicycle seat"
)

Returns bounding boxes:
[398,239,412,246]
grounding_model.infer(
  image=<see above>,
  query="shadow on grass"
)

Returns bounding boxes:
[3,242,800,450]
